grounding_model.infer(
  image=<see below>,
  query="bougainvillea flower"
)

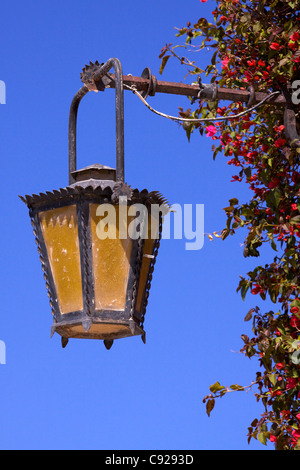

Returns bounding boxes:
[290,31,300,41]
[270,42,282,50]
[286,378,298,390]
[275,138,287,148]
[268,178,281,189]
[221,57,230,69]
[205,125,217,137]
[290,314,300,328]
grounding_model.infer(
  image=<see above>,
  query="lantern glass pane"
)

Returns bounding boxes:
[39,205,83,314]
[90,203,132,311]
[135,213,159,314]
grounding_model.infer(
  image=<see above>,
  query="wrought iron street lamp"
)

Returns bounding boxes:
[20,58,168,350]
[21,56,295,351]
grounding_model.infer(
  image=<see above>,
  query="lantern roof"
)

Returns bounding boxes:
[70,163,116,184]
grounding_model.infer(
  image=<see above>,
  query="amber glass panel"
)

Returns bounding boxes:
[39,205,83,314]
[90,203,133,311]
[135,214,158,314]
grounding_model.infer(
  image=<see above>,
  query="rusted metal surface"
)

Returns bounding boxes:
[79,60,288,107]
[103,74,287,107]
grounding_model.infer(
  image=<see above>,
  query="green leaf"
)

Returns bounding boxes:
[257,432,267,446]
[266,188,281,210]
[230,384,245,391]
[229,198,239,206]
[290,299,300,310]
[290,215,300,224]
[269,374,277,386]
[279,57,289,68]
[241,282,250,301]
[159,55,171,75]
[209,381,225,394]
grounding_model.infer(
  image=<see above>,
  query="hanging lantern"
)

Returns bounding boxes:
[20,58,168,349]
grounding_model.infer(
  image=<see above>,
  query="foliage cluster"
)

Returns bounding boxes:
[160,0,300,449]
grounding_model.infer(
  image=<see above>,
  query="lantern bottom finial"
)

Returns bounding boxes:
[104,339,114,350]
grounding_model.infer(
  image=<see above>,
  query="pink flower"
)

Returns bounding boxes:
[291,204,298,211]
[221,57,230,69]
[292,429,300,447]
[205,125,217,137]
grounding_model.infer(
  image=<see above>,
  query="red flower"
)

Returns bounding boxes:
[268,178,280,189]
[269,434,277,443]
[290,32,300,42]
[290,314,300,328]
[258,59,266,67]
[231,175,242,182]
[289,42,298,50]
[291,203,298,211]
[219,15,228,23]
[251,284,264,295]
[275,138,286,148]
[286,377,298,390]
[270,42,282,50]
[275,362,285,370]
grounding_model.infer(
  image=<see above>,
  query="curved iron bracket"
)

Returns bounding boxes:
[68,58,125,185]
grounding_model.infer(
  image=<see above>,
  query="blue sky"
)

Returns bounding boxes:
[0,0,275,450]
